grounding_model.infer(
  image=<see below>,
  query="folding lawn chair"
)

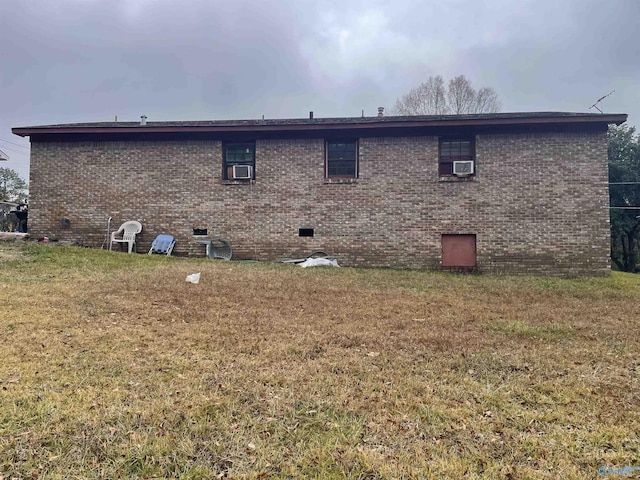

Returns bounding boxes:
[148,234,176,256]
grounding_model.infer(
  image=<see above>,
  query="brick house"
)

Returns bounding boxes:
[13,111,626,276]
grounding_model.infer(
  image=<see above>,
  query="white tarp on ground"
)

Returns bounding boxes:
[185,272,201,283]
[298,258,339,268]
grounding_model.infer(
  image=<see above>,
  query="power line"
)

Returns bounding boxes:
[0,138,29,149]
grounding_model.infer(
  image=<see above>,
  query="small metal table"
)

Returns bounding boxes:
[193,237,232,260]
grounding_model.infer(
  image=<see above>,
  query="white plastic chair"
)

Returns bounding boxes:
[109,221,142,253]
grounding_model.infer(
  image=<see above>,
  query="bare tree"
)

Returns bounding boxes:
[394,75,448,116]
[394,75,501,115]
[447,75,476,114]
[473,87,501,114]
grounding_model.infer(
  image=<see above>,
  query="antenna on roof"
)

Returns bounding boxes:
[589,90,615,114]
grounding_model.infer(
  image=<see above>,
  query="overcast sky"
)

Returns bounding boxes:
[1,0,638,181]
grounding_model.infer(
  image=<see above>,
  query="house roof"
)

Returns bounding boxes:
[0,149,9,161]
[12,111,627,139]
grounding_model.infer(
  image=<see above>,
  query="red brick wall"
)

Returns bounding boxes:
[28,130,610,276]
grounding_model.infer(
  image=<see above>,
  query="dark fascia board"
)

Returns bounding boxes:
[12,112,627,138]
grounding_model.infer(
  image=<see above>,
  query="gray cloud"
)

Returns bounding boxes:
[1,0,637,181]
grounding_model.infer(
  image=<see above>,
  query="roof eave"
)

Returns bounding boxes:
[11,113,628,137]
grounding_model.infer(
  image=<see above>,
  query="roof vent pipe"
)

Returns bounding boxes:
[309,111,314,119]
[140,115,147,126]
[378,107,384,117]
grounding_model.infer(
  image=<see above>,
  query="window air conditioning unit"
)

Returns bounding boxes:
[453,161,474,176]
[232,164,253,179]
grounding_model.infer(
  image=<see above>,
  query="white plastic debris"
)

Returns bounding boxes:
[299,258,339,268]
[185,272,201,284]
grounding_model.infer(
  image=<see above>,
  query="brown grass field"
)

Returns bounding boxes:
[0,241,639,479]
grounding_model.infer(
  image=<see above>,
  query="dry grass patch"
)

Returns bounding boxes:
[0,241,639,479]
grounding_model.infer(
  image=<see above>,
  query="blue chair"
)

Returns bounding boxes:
[148,234,176,256]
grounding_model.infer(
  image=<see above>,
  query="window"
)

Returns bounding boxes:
[326,140,358,178]
[224,143,255,180]
[439,137,475,176]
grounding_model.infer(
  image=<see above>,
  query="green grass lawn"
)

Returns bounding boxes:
[0,242,639,479]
